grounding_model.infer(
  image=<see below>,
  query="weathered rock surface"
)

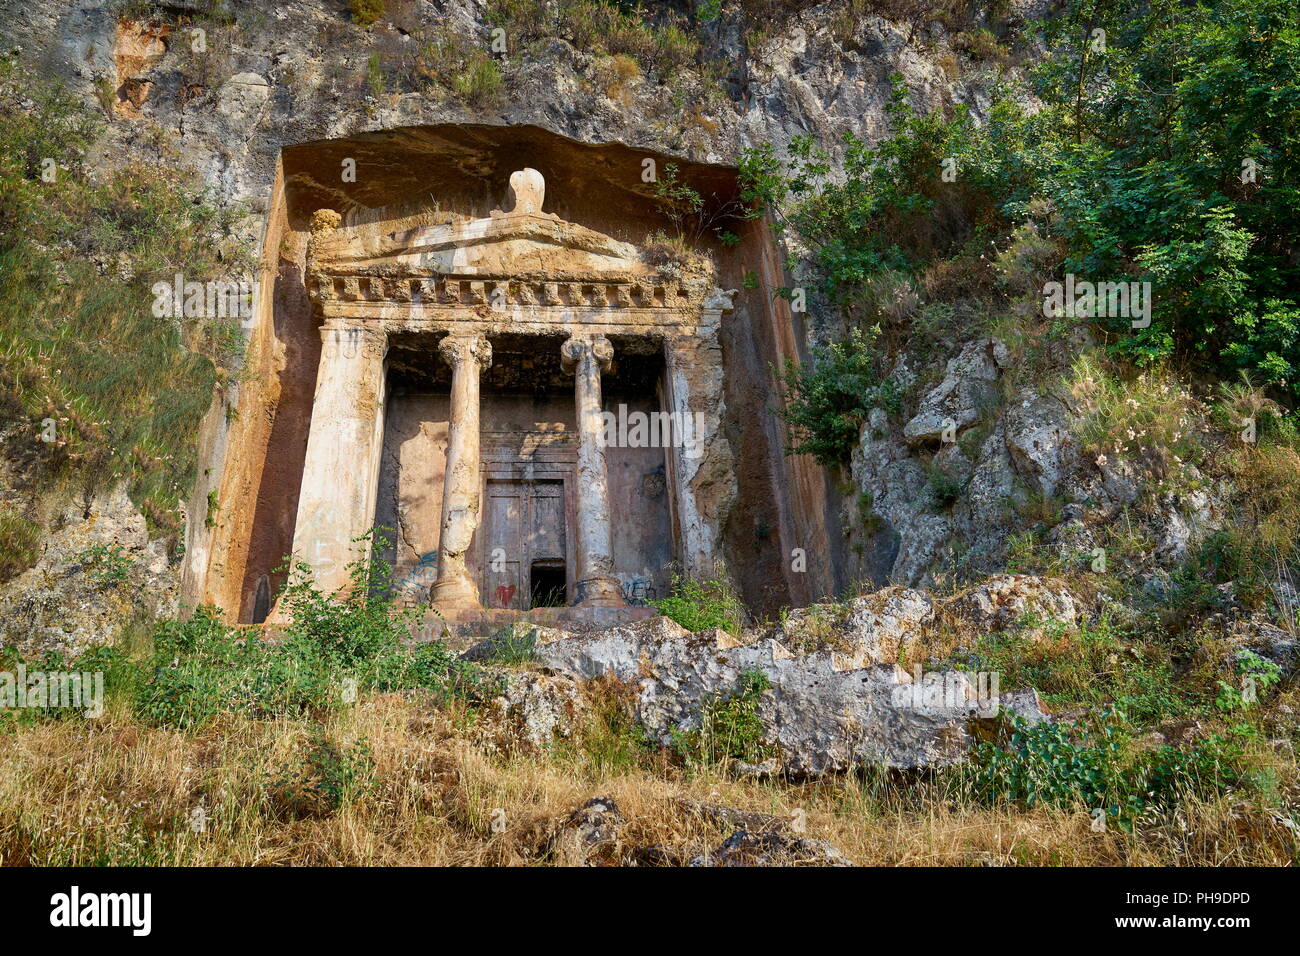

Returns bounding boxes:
[480,667,585,753]
[903,339,1007,445]
[0,485,178,658]
[771,586,934,667]
[545,796,626,867]
[469,613,1047,775]
[1004,392,1077,500]
[942,574,1080,632]
[689,828,853,867]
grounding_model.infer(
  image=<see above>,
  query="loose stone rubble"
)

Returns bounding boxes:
[689,829,854,867]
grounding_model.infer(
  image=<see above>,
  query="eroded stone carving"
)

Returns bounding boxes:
[505,167,545,216]
[561,334,625,607]
[286,169,738,621]
[431,334,493,609]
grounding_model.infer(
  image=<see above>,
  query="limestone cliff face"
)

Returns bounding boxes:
[1,0,1006,205]
[0,0,1156,647]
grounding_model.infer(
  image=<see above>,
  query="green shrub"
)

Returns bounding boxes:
[651,575,745,634]
[671,670,773,767]
[974,709,1253,829]
[129,540,496,730]
[412,26,504,108]
[776,327,899,466]
[74,543,134,586]
[1215,650,1282,714]
[568,680,656,776]
[963,611,1192,725]
[1067,351,1205,483]
[366,52,385,97]
[925,465,964,511]
[957,28,1008,62]
[349,0,384,27]
[479,624,539,665]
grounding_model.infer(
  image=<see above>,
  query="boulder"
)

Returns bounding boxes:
[481,668,585,753]
[773,586,933,667]
[525,615,1047,775]
[942,574,1079,632]
[546,797,626,866]
[689,828,853,867]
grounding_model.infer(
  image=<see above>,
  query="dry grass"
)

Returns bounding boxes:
[1,692,1293,866]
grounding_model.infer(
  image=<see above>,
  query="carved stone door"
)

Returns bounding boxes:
[478,479,568,609]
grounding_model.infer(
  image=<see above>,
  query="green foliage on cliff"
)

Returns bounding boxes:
[743,0,1300,421]
[0,58,247,539]
[776,327,900,466]
[486,0,698,78]
[349,0,385,27]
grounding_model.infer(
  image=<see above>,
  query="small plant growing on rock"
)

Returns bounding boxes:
[671,670,774,768]
[75,543,133,586]
[483,624,540,665]
[651,574,744,634]
[349,0,385,27]
[452,57,503,108]
[925,465,964,511]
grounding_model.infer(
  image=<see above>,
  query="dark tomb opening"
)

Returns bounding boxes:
[530,562,567,608]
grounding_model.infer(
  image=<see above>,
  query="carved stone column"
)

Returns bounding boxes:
[287,320,389,596]
[664,319,734,579]
[431,333,492,609]
[561,334,625,606]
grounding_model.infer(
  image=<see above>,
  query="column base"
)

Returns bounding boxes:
[573,575,627,607]
[430,574,481,611]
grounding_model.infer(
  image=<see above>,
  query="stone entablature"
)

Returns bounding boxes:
[311,275,696,315]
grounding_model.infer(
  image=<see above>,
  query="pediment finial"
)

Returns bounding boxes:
[507,168,545,215]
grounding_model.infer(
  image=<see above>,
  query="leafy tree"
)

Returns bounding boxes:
[743,0,1300,406]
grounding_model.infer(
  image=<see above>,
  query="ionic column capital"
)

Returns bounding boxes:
[560,333,613,375]
[438,333,493,371]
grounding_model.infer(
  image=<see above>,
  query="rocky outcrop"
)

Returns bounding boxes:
[942,574,1080,632]
[467,612,1046,775]
[544,795,854,866]
[0,485,178,658]
[902,339,1007,445]
[480,668,585,753]
[771,586,933,667]
[545,796,627,866]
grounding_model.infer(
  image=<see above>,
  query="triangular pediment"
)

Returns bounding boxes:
[305,168,727,323]
[312,210,651,280]
[309,167,657,282]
